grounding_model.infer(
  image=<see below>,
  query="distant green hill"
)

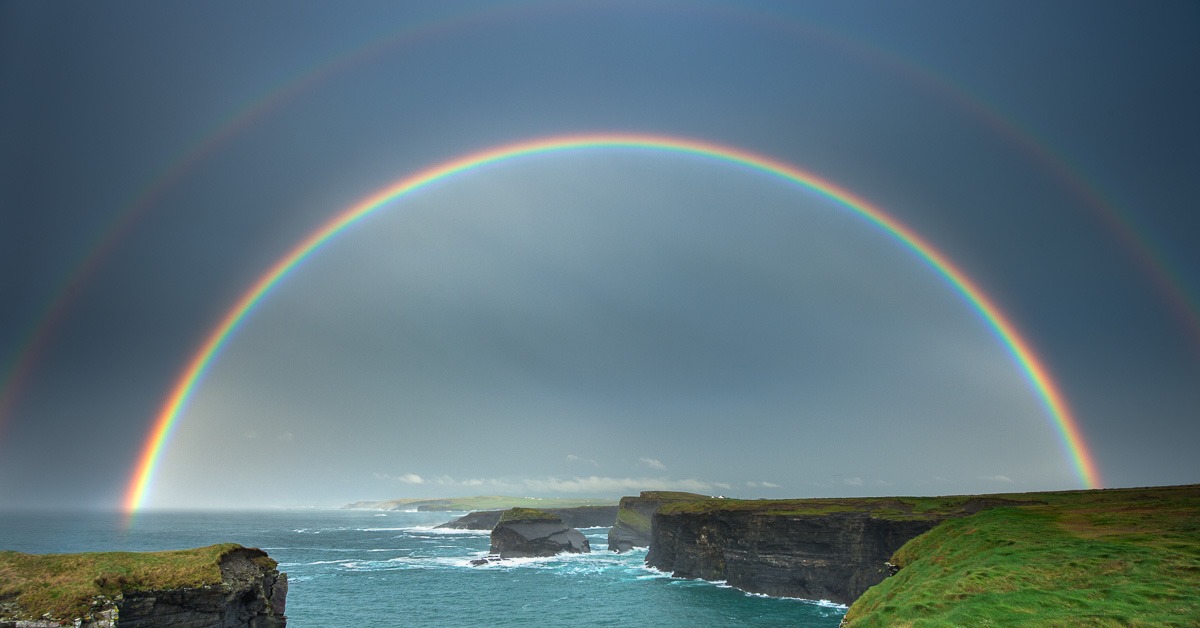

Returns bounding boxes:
[343,495,618,511]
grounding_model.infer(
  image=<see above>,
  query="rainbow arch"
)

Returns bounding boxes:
[123,133,1102,512]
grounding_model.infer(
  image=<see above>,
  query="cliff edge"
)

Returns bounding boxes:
[607,492,716,552]
[0,544,286,627]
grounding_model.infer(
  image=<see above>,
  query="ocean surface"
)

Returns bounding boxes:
[0,510,846,626]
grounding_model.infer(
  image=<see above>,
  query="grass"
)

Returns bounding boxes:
[0,543,256,624]
[654,495,1028,520]
[615,505,651,532]
[843,485,1200,626]
[497,507,560,524]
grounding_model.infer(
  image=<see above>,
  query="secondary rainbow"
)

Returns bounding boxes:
[123,133,1102,512]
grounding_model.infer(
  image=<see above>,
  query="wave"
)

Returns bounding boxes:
[394,526,490,535]
[745,593,847,609]
[278,558,356,567]
[650,569,849,608]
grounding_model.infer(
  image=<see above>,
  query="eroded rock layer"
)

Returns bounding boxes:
[646,510,938,605]
[489,509,591,558]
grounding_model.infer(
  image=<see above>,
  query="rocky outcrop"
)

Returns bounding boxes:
[112,548,286,627]
[608,492,715,552]
[438,506,617,530]
[647,509,939,605]
[489,509,591,558]
[0,546,286,628]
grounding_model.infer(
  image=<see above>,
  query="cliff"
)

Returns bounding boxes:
[489,508,590,558]
[607,492,715,552]
[437,506,617,530]
[0,544,286,627]
[642,494,1054,604]
[647,508,938,604]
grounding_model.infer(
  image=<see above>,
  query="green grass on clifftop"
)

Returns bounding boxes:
[498,507,560,524]
[655,494,1043,520]
[843,485,1200,626]
[0,543,254,624]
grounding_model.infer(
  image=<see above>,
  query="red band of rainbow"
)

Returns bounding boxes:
[124,133,1101,512]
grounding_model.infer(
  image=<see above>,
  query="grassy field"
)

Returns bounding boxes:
[843,485,1200,626]
[0,543,257,624]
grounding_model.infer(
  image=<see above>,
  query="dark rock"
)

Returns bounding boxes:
[608,492,714,552]
[114,547,286,627]
[438,506,617,531]
[489,509,591,558]
[0,547,285,628]
[646,510,939,605]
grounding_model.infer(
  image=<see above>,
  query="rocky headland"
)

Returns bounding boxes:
[438,505,617,530]
[641,495,1052,605]
[0,544,286,627]
[488,508,591,559]
[647,505,939,604]
[343,496,615,512]
[607,491,717,552]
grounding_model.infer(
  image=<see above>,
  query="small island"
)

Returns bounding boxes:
[487,508,591,559]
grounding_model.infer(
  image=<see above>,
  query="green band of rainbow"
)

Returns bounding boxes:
[124,133,1101,512]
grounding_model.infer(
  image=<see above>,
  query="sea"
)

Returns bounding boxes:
[0,510,847,626]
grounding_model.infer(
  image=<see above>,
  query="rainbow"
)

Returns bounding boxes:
[123,133,1102,512]
[8,3,1196,441]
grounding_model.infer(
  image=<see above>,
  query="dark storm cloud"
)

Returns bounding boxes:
[1,0,1196,509]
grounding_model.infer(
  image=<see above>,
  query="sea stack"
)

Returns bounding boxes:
[489,508,591,558]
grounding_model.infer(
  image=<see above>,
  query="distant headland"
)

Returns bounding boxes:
[342,495,617,511]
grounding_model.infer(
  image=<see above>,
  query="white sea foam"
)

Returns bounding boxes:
[294,559,356,566]
[654,572,849,609]
[398,526,490,535]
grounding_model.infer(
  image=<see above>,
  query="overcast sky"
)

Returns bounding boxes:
[1,0,1197,510]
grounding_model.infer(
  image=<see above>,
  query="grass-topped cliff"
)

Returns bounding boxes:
[627,484,1200,622]
[613,491,715,537]
[497,507,561,524]
[843,484,1200,626]
[0,543,272,624]
[655,493,1044,520]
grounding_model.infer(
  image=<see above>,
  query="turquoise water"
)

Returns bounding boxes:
[0,510,846,626]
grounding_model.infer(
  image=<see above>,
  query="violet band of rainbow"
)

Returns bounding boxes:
[124,133,1102,512]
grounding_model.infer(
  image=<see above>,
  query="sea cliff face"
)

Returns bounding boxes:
[646,509,939,605]
[607,492,715,552]
[112,548,286,628]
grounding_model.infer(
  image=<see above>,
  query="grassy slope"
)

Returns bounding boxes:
[349,495,617,511]
[0,543,260,624]
[843,485,1200,626]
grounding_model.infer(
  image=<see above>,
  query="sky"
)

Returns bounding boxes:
[1,0,1197,510]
